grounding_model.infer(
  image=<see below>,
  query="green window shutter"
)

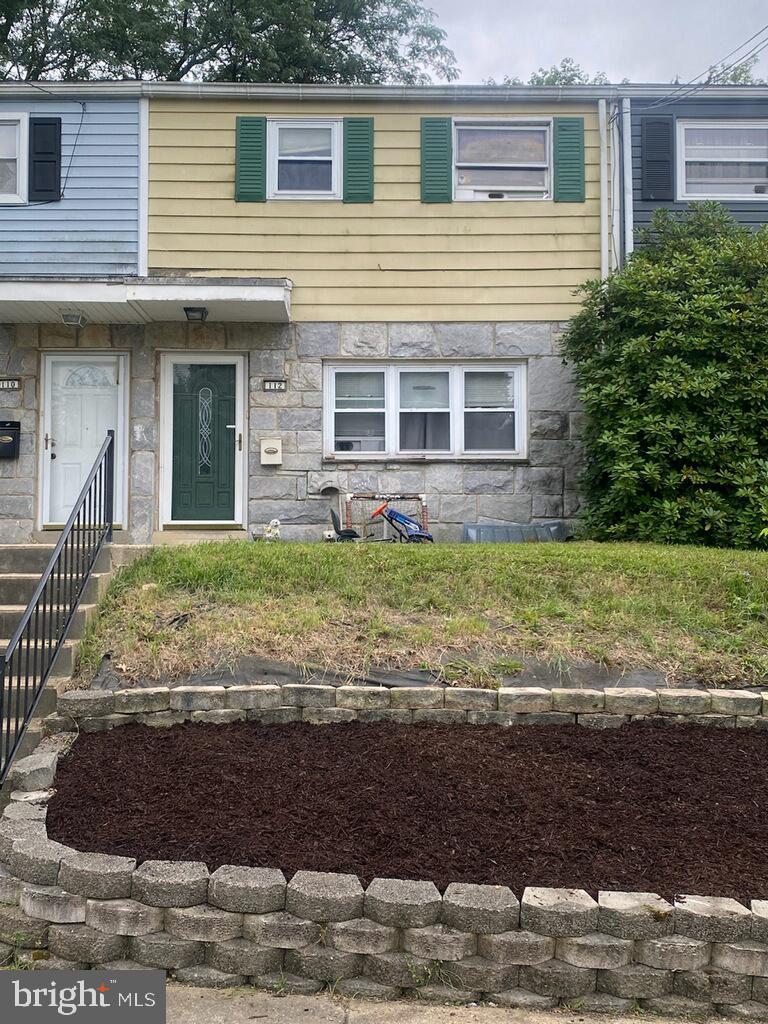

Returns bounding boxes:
[421,117,452,203]
[343,117,374,203]
[235,116,266,202]
[553,117,585,202]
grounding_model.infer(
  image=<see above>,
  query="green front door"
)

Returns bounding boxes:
[171,362,236,521]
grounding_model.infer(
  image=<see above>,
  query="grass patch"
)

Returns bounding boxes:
[77,540,768,686]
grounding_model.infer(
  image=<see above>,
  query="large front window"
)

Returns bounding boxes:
[0,114,27,204]
[677,120,768,200]
[454,121,550,200]
[325,364,526,458]
[267,119,342,199]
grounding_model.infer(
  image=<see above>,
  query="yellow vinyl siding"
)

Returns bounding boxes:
[148,100,602,322]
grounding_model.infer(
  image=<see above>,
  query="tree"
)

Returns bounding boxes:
[707,53,765,84]
[561,203,768,550]
[528,57,608,86]
[0,0,458,83]
[490,57,620,87]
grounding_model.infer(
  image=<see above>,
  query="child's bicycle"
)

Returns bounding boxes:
[369,500,434,543]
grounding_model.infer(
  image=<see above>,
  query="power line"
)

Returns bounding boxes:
[608,21,768,128]
[634,25,768,115]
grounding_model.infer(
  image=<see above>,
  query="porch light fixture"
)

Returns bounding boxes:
[184,306,208,323]
[60,311,88,328]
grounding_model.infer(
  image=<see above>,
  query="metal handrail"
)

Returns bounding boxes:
[0,430,115,783]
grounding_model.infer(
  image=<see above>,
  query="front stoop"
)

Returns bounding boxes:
[0,542,148,784]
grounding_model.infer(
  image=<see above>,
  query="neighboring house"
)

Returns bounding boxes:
[621,90,768,251]
[1,82,764,545]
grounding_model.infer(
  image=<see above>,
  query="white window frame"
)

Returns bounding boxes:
[0,112,28,205]
[266,118,342,200]
[397,367,453,455]
[453,118,552,202]
[676,118,768,202]
[323,362,528,461]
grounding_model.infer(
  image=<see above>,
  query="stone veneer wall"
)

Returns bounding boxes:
[0,321,583,544]
[3,723,768,1016]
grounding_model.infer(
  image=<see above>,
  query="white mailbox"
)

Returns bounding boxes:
[260,438,283,465]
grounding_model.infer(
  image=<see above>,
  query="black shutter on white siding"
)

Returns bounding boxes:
[28,117,62,202]
[641,116,675,202]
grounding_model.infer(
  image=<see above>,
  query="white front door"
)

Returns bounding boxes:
[41,353,128,527]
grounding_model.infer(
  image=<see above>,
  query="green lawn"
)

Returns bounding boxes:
[78,540,768,687]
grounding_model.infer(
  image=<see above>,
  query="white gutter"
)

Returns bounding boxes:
[598,98,609,279]
[622,98,634,260]
[4,80,768,101]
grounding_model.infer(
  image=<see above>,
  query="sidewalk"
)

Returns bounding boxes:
[166,984,699,1023]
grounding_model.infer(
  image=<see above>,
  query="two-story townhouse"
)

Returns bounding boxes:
[0,81,617,544]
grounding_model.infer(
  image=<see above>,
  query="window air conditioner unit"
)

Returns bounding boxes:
[335,438,385,453]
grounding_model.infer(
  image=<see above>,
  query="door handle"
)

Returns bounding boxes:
[44,433,56,450]
[225,425,242,451]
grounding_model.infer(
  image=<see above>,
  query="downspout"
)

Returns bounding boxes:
[609,101,623,269]
[622,97,634,260]
[598,98,609,279]
[138,97,149,278]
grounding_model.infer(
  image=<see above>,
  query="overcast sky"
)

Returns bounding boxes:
[429,0,768,84]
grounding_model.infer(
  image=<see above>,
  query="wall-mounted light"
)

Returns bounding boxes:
[60,312,88,328]
[184,306,208,323]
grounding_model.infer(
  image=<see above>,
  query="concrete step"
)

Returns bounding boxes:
[0,683,58,718]
[0,546,57,574]
[1,639,78,677]
[0,603,96,639]
[0,571,110,606]
[12,722,44,760]
[0,545,112,574]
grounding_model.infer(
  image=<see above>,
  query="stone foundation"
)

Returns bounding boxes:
[2,734,768,1014]
[0,320,583,544]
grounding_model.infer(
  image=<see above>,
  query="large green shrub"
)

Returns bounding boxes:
[561,203,768,549]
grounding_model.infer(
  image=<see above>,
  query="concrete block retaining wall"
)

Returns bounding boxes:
[4,689,768,1013]
[39,682,768,736]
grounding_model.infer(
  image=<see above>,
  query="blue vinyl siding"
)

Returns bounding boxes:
[0,98,139,276]
[632,99,768,240]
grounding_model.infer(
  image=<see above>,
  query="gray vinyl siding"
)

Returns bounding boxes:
[632,99,768,237]
[0,98,139,275]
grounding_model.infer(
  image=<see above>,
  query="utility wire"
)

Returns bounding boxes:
[608,22,768,128]
[632,28,768,117]
[638,20,768,114]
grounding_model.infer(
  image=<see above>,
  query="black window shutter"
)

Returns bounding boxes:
[641,116,674,202]
[28,117,62,202]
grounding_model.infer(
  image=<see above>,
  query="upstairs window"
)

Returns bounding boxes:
[0,114,28,204]
[677,120,768,200]
[454,121,550,200]
[267,119,342,200]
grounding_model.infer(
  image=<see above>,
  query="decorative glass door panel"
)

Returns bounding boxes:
[171,363,236,521]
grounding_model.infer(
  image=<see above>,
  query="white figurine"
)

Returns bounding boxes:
[263,518,281,542]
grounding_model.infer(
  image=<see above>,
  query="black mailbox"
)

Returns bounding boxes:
[0,421,20,459]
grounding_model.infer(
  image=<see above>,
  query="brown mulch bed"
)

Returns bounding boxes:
[46,721,768,901]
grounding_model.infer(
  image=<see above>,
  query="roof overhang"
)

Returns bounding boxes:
[0,276,292,324]
[4,80,768,102]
